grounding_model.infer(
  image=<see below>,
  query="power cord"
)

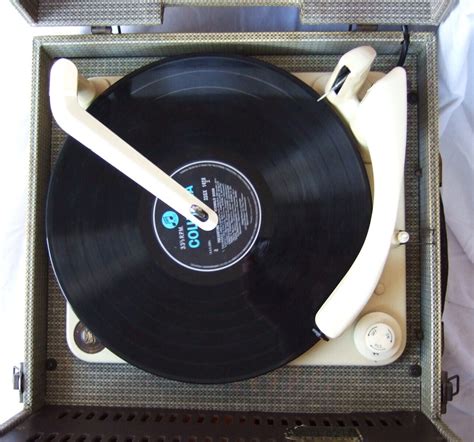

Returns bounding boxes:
[347,24,410,68]
[397,25,410,67]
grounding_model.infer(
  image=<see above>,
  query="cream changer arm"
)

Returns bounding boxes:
[314,47,407,339]
[49,58,218,231]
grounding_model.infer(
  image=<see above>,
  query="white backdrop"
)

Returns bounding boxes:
[438,1,474,439]
[0,0,472,438]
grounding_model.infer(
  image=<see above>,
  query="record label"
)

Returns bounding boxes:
[153,160,261,272]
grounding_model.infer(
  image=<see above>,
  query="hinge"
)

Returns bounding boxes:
[90,26,122,35]
[439,153,443,187]
[12,363,24,403]
[285,424,362,441]
[441,371,460,414]
[348,24,379,32]
[91,26,113,35]
[441,321,445,356]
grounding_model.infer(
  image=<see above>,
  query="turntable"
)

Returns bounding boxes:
[47,46,408,382]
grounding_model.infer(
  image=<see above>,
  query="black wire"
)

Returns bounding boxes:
[348,24,353,32]
[117,26,122,34]
[397,25,410,67]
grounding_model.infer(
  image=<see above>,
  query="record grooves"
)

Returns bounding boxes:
[46,55,372,383]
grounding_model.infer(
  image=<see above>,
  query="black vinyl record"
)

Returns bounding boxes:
[46,55,372,383]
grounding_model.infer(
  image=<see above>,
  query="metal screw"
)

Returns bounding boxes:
[46,358,57,371]
[407,91,418,105]
[409,364,422,377]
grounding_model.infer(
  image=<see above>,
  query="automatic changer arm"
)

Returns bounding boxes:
[49,59,218,232]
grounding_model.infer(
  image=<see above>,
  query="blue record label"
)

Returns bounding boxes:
[153,160,261,272]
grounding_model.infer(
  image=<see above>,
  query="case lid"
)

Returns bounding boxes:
[12,0,452,27]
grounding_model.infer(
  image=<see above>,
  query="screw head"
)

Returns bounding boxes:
[409,364,422,377]
[46,358,57,371]
[407,91,418,104]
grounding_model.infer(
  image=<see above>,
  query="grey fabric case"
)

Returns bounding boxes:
[3,1,459,440]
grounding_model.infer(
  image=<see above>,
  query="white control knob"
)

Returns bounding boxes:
[365,323,395,353]
[354,312,402,362]
[392,230,410,247]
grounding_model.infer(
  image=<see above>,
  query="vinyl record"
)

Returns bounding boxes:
[46,55,372,383]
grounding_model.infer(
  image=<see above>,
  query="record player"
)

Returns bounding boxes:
[3,0,459,440]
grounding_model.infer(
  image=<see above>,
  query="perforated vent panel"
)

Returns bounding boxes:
[3,406,446,441]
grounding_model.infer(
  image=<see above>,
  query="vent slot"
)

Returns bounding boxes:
[99,412,109,421]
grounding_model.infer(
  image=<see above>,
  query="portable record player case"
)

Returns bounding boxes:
[3,0,460,440]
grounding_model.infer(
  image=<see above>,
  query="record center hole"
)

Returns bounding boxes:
[295,419,302,426]
[254,417,260,425]
[380,419,389,427]
[196,415,205,424]
[99,412,108,421]
[337,420,345,427]
[352,420,360,427]
[57,411,68,419]
[211,415,219,424]
[239,416,246,424]
[113,413,122,421]
[127,413,136,421]
[323,419,330,427]
[267,418,274,425]
[169,414,177,423]
[309,419,317,426]
[86,412,94,420]
[281,419,289,426]
[365,419,374,427]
